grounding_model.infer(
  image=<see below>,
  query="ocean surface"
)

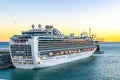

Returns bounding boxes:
[0,42,120,80]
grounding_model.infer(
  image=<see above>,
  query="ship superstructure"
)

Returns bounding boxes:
[9,24,96,69]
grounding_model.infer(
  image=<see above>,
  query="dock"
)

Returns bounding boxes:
[0,48,13,69]
[94,40,104,54]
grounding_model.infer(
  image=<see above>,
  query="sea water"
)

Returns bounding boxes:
[0,42,120,80]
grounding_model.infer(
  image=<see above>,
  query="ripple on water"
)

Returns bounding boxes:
[0,42,120,80]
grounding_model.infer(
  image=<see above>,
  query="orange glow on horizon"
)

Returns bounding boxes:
[1,0,120,42]
[0,25,120,42]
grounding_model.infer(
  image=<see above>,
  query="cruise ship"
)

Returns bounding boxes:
[9,24,97,69]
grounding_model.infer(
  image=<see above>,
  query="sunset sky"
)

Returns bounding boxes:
[0,0,120,42]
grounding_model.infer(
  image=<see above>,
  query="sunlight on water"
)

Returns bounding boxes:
[0,42,120,80]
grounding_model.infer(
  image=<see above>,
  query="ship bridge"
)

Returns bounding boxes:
[21,24,64,38]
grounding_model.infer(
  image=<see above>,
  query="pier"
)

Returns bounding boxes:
[0,48,13,69]
[94,41,104,54]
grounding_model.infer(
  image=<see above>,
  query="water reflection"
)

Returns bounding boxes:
[1,42,120,80]
[11,57,95,80]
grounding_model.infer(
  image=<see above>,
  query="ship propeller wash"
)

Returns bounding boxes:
[9,24,97,69]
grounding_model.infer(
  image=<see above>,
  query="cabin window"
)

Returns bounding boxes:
[48,32,51,34]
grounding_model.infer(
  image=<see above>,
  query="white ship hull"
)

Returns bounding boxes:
[9,25,97,69]
[13,48,96,69]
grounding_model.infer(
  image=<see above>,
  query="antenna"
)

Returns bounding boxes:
[89,28,91,37]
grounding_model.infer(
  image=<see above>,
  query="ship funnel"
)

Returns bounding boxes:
[31,24,35,29]
[50,26,53,28]
[45,25,53,29]
[38,24,41,29]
